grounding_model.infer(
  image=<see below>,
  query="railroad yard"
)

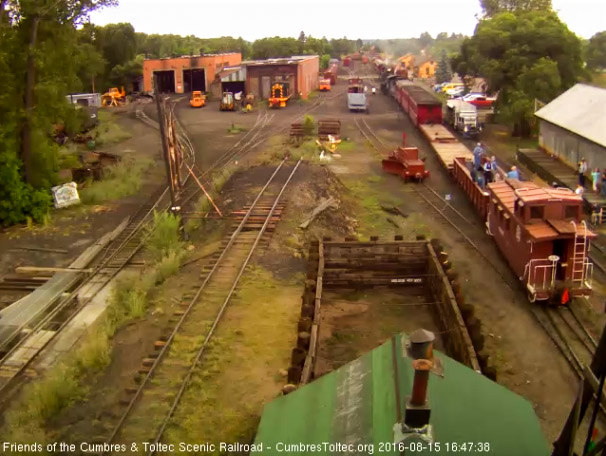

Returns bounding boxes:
[1,55,606,456]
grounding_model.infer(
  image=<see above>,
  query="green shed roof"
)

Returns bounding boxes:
[254,333,549,456]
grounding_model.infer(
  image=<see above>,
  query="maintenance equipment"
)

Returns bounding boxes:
[268,83,291,108]
[101,87,126,107]
[220,92,235,111]
[189,91,206,108]
[382,146,429,182]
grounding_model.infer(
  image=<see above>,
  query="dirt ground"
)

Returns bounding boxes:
[316,289,443,377]
[3,60,602,450]
[0,111,165,308]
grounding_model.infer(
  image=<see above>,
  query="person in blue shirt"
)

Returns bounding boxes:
[507,166,520,180]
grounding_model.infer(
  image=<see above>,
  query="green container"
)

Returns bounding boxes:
[86,139,96,150]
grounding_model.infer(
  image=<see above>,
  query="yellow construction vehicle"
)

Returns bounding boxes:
[220,92,235,111]
[319,78,331,91]
[243,93,255,112]
[268,83,291,108]
[190,91,206,108]
[101,86,126,107]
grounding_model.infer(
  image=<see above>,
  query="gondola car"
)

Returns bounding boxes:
[389,81,595,303]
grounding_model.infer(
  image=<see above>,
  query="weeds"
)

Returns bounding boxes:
[1,208,186,445]
[80,156,154,204]
[92,112,132,146]
[186,168,234,232]
[145,212,184,262]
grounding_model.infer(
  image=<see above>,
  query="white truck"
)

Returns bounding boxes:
[446,100,480,138]
[446,100,482,138]
[347,78,369,113]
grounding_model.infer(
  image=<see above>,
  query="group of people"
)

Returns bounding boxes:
[472,142,499,189]
[577,158,606,197]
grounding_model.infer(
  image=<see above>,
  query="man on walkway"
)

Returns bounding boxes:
[578,158,588,187]
[507,166,520,180]
[473,142,484,170]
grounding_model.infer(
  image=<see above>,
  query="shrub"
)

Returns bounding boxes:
[79,156,153,204]
[145,211,184,262]
[302,115,315,137]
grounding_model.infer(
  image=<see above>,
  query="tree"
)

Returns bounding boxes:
[320,54,331,70]
[586,31,606,70]
[435,50,452,83]
[480,0,551,17]
[419,32,433,48]
[452,11,584,136]
[297,30,305,54]
[356,38,363,50]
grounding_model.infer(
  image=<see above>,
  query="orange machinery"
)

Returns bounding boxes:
[319,78,331,91]
[189,91,206,108]
[268,83,291,108]
[101,87,126,107]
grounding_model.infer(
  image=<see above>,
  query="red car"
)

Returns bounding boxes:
[461,93,496,108]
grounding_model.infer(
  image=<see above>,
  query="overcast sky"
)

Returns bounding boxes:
[89,0,605,41]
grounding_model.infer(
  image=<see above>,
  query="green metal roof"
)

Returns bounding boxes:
[254,333,549,456]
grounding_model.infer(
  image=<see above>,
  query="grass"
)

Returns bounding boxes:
[0,212,186,446]
[145,212,184,262]
[227,123,247,134]
[186,167,235,232]
[92,110,132,146]
[163,265,301,449]
[79,155,154,204]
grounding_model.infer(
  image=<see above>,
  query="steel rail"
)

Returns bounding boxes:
[148,158,302,454]
[0,100,195,397]
[103,158,290,451]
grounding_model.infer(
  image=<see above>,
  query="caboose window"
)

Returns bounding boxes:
[565,205,578,219]
[530,206,544,220]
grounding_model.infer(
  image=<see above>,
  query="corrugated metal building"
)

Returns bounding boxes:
[535,84,606,169]
[254,332,550,456]
[242,55,319,100]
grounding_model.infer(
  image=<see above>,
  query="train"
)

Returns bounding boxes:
[382,78,595,304]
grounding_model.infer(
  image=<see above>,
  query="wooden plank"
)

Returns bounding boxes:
[16,267,94,275]
[300,355,313,385]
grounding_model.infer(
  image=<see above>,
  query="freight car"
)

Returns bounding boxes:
[389,81,595,303]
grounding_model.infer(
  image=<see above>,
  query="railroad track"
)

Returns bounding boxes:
[354,116,387,154]
[97,158,301,455]
[359,118,603,389]
[172,88,347,210]
[0,100,196,401]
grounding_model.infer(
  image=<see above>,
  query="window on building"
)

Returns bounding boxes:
[530,206,544,220]
[426,67,430,76]
[565,205,578,219]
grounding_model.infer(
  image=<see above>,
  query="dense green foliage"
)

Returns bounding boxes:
[586,31,606,70]
[371,33,467,58]
[480,0,552,17]
[452,11,585,136]
[0,0,116,226]
[435,50,452,84]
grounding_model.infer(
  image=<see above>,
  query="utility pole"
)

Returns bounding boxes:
[153,74,184,238]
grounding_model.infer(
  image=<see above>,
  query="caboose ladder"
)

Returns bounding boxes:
[570,220,588,285]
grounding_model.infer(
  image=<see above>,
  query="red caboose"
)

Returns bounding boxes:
[382,147,429,182]
[487,180,596,303]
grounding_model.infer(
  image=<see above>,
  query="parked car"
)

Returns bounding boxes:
[441,82,464,93]
[461,93,496,108]
[433,83,446,92]
[446,86,466,98]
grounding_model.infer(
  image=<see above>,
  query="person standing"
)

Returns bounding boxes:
[473,142,484,170]
[578,158,588,187]
[483,158,494,185]
[592,168,601,193]
[507,166,520,180]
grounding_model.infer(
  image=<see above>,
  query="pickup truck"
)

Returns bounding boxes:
[446,100,481,138]
[347,78,368,113]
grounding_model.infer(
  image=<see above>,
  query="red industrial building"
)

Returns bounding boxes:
[240,55,319,100]
[142,53,242,93]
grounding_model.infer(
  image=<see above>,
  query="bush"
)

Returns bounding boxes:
[79,156,153,204]
[302,115,315,137]
[145,211,184,261]
[0,146,52,227]
[154,250,185,284]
